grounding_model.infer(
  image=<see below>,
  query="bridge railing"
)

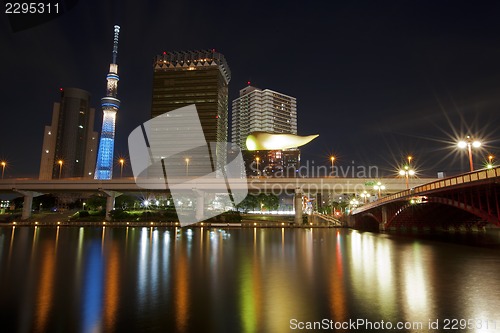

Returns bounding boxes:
[353,166,500,214]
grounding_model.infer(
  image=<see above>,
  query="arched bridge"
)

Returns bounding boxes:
[350,167,500,231]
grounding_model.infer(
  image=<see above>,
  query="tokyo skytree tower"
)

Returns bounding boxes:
[95,25,121,180]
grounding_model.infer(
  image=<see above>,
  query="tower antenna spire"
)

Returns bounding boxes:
[112,25,120,64]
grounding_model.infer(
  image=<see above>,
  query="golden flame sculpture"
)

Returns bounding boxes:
[246,131,319,150]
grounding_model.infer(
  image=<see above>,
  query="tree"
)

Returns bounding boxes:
[86,195,106,211]
[115,195,138,210]
[236,194,258,212]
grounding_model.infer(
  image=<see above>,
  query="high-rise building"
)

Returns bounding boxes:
[232,85,299,177]
[151,49,231,175]
[39,87,98,179]
[231,85,297,149]
[95,25,121,180]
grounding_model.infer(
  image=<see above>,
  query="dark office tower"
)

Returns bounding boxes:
[39,87,98,179]
[151,50,231,174]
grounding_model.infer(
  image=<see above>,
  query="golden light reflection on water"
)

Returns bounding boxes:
[401,243,432,322]
[7,226,15,270]
[175,245,189,332]
[347,231,434,321]
[104,242,120,331]
[35,242,55,332]
[329,231,346,322]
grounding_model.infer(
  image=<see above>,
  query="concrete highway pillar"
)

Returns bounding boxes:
[294,188,303,224]
[99,190,122,221]
[194,190,205,221]
[14,190,44,220]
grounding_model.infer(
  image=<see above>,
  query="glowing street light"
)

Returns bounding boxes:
[457,136,481,171]
[399,165,415,189]
[330,156,335,176]
[487,155,494,169]
[1,161,6,179]
[119,158,125,178]
[349,199,359,208]
[373,182,386,197]
[185,158,190,176]
[407,155,413,166]
[360,191,370,203]
[57,160,63,179]
[255,156,260,176]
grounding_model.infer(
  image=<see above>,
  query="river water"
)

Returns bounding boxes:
[0,226,499,333]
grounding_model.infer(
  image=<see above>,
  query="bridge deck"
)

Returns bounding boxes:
[353,167,500,215]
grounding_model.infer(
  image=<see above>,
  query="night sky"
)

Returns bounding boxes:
[1,0,500,178]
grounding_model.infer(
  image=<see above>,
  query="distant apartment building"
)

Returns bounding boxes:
[231,85,297,149]
[232,85,299,177]
[39,88,98,179]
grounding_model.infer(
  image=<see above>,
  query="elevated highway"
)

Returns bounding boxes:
[0,176,437,221]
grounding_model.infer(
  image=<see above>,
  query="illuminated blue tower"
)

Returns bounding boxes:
[95,25,121,180]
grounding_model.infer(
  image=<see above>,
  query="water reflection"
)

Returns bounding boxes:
[104,242,120,331]
[35,242,55,332]
[329,230,346,322]
[0,227,498,333]
[82,241,103,333]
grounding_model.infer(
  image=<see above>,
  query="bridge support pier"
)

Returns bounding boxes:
[294,188,303,224]
[14,190,44,220]
[99,190,122,221]
[380,206,388,231]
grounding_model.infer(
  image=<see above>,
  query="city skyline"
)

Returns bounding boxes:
[1,1,500,178]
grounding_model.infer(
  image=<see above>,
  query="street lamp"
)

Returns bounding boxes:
[330,156,335,176]
[373,182,386,197]
[399,165,415,189]
[57,160,63,179]
[83,202,86,210]
[0,161,6,179]
[349,199,359,210]
[360,191,370,203]
[255,156,260,176]
[119,158,125,178]
[458,136,481,172]
[487,155,494,169]
[407,155,413,166]
[185,158,190,177]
